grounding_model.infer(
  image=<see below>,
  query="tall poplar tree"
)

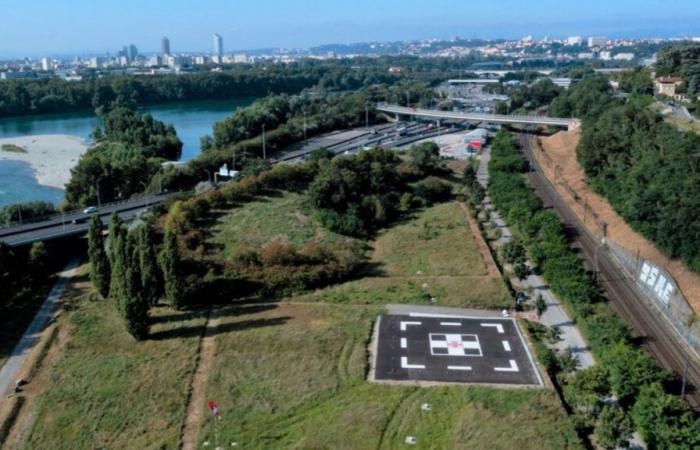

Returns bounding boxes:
[88,215,111,298]
[160,230,185,309]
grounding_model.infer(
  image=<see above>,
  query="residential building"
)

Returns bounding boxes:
[40,57,50,71]
[588,36,608,47]
[613,53,635,61]
[599,51,612,61]
[566,36,583,46]
[655,76,684,97]
[233,54,248,64]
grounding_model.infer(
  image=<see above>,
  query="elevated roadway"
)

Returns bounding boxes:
[376,104,580,131]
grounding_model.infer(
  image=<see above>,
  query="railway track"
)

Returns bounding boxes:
[518,132,700,410]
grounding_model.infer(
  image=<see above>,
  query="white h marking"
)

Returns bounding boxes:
[494,360,519,372]
[440,322,461,326]
[400,338,407,349]
[502,341,511,352]
[447,365,472,371]
[401,357,425,369]
[481,323,504,334]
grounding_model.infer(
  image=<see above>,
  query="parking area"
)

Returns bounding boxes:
[373,313,543,386]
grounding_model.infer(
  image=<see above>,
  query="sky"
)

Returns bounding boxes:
[0,0,699,57]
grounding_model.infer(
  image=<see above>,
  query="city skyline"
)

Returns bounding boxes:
[1,0,699,57]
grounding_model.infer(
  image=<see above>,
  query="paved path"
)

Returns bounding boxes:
[477,146,594,369]
[0,259,80,396]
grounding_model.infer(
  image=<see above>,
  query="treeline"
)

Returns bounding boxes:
[65,107,182,207]
[488,130,700,449]
[87,213,183,340]
[0,55,483,119]
[552,72,700,272]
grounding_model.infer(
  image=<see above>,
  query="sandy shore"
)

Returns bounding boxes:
[0,135,88,189]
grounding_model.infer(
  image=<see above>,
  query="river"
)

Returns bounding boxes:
[0,98,254,207]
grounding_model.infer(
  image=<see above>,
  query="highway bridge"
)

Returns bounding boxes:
[376,104,580,131]
[0,193,175,247]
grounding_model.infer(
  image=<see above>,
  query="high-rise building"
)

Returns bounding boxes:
[40,57,50,71]
[128,44,138,61]
[213,33,224,56]
[161,37,171,56]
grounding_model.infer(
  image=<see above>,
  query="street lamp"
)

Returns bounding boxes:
[204,169,212,184]
[139,181,150,208]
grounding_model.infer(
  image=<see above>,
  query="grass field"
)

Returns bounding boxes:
[21,275,207,450]
[210,191,347,257]
[197,303,581,449]
[296,201,512,309]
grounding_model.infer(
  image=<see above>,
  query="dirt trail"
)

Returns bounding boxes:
[180,310,219,450]
[459,203,501,279]
[533,130,700,313]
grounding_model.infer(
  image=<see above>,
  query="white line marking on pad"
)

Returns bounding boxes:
[400,338,407,348]
[494,360,519,372]
[448,365,472,371]
[400,321,422,331]
[502,341,511,351]
[401,357,425,369]
[481,323,504,334]
[440,322,461,326]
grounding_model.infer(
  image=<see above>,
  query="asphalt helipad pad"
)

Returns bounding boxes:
[374,314,543,386]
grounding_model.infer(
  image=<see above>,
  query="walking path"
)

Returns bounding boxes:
[477,147,594,369]
[0,259,81,397]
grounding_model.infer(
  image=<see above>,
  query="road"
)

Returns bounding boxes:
[376,104,580,130]
[0,193,175,247]
[0,259,80,397]
[519,133,700,410]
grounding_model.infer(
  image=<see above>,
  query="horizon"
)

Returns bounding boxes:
[1,0,699,58]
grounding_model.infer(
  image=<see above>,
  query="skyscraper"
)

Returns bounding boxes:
[213,33,224,57]
[128,44,138,61]
[161,37,171,56]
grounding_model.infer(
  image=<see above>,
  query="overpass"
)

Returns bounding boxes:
[0,193,176,247]
[376,104,580,131]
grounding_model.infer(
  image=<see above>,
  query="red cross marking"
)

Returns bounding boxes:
[448,340,462,349]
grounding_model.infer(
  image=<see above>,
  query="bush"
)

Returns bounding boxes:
[412,177,452,204]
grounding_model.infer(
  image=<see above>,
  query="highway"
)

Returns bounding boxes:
[377,104,580,130]
[519,133,700,410]
[0,193,175,247]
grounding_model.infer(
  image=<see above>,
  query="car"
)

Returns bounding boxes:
[83,206,98,214]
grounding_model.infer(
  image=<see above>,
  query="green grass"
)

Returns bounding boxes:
[198,303,581,449]
[296,201,512,309]
[23,286,207,450]
[1,143,27,153]
[210,191,347,256]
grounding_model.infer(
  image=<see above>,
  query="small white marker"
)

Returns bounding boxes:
[400,321,422,331]
[447,365,472,371]
[400,337,407,349]
[481,323,504,334]
[494,360,519,372]
[440,322,461,326]
[401,357,425,369]
[502,340,511,352]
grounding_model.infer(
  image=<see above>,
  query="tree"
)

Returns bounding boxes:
[632,383,700,449]
[595,406,632,450]
[535,294,547,318]
[513,261,530,280]
[110,229,149,339]
[108,213,125,264]
[160,230,185,309]
[88,215,111,298]
[121,234,149,339]
[28,241,50,278]
[138,224,162,306]
[408,141,440,175]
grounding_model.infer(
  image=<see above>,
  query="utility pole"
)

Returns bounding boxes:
[16,203,22,225]
[303,111,307,143]
[262,124,267,160]
[96,178,102,209]
[681,352,690,398]
[365,105,369,129]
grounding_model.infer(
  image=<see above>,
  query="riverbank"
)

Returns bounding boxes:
[0,135,88,190]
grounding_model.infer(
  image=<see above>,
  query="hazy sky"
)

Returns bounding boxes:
[1,0,699,57]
